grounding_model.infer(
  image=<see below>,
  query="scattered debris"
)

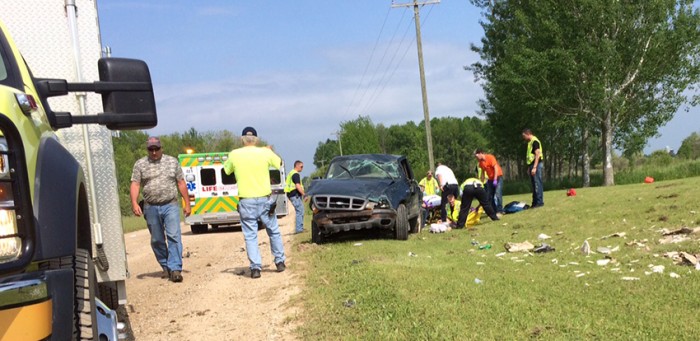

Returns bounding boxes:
[602,232,626,239]
[353,243,363,246]
[576,273,586,278]
[597,259,611,266]
[661,227,700,235]
[504,241,535,253]
[533,243,555,253]
[658,235,691,244]
[537,233,551,240]
[569,262,579,265]
[474,278,484,284]
[476,262,485,265]
[597,247,612,254]
[551,258,558,264]
[621,277,640,281]
[556,231,564,235]
[408,252,417,257]
[581,240,591,255]
[351,259,361,265]
[670,272,681,278]
[471,240,480,246]
[429,223,450,233]
[651,265,665,274]
[479,244,492,250]
[625,239,648,248]
[663,251,699,265]
[343,299,356,308]
[495,252,506,257]
[610,268,621,272]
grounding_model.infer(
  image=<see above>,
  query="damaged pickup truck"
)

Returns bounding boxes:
[308,154,422,243]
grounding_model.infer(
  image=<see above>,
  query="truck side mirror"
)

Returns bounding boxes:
[98,58,157,130]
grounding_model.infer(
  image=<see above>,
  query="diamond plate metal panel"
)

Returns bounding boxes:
[1,0,129,283]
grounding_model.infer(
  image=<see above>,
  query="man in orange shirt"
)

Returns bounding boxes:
[474,149,505,215]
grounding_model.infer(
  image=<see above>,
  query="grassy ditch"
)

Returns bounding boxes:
[293,177,700,340]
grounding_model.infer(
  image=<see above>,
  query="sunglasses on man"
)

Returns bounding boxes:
[148,147,161,152]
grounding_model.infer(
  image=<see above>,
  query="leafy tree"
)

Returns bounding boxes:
[470,0,700,186]
[677,132,700,160]
[339,116,381,155]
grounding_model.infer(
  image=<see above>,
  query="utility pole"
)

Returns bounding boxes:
[392,0,439,171]
[332,131,343,156]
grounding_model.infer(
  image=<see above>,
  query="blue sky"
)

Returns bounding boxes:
[98,0,698,171]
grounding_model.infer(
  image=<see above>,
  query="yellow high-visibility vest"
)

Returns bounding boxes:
[526,135,545,164]
[284,170,303,193]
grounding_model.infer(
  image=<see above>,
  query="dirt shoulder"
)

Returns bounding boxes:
[123,212,301,340]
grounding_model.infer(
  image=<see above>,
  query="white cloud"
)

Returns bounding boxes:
[149,41,484,171]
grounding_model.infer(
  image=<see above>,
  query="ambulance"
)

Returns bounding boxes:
[179,152,288,233]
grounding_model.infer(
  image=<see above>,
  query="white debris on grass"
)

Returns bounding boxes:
[576,273,586,278]
[353,243,363,246]
[597,259,611,266]
[670,272,681,278]
[551,258,558,264]
[621,277,640,281]
[476,262,485,265]
[581,240,591,255]
[495,252,506,257]
[537,233,551,241]
[408,252,417,257]
[651,265,665,273]
[569,262,579,265]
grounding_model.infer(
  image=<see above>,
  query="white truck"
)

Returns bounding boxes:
[0,1,153,339]
[179,152,288,233]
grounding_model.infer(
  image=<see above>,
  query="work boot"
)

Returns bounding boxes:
[275,262,286,273]
[169,270,183,283]
[251,269,261,279]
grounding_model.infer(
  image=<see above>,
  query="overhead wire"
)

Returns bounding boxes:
[352,7,408,117]
[342,7,392,117]
[362,4,436,115]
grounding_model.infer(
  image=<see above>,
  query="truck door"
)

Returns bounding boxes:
[270,163,288,217]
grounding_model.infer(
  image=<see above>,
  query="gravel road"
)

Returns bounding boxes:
[123,211,300,340]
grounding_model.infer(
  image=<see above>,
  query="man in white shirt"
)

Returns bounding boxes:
[434,163,460,222]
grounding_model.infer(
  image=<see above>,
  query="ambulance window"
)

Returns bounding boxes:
[221,169,236,185]
[269,170,281,185]
[200,168,216,186]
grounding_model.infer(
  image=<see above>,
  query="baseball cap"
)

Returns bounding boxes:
[146,136,161,149]
[241,126,257,137]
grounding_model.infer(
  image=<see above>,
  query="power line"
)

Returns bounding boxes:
[363,4,435,115]
[353,7,408,116]
[343,7,392,117]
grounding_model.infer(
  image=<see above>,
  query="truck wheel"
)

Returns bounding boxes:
[395,204,409,240]
[191,224,208,234]
[409,215,421,234]
[75,248,98,340]
[98,284,135,341]
[311,221,325,244]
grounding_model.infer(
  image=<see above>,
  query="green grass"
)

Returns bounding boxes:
[122,215,147,233]
[504,159,700,195]
[294,177,700,340]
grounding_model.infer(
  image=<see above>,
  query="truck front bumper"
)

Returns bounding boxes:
[313,208,396,234]
[0,278,52,340]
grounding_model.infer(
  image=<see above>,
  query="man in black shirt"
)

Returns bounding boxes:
[284,160,306,233]
[522,128,544,207]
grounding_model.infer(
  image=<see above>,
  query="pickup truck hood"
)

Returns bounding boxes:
[308,179,396,201]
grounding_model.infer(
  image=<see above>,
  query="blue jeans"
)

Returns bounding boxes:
[486,177,504,213]
[289,195,305,233]
[144,202,183,272]
[529,163,544,207]
[239,197,286,270]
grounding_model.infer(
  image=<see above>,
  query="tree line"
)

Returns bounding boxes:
[313,1,700,188]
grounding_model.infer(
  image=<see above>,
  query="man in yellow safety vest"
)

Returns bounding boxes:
[419,171,440,196]
[522,128,544,208]
[284,160,306,234]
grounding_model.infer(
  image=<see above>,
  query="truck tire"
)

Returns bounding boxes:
[191,224,208,234]
[39,249,98,339]
[395,204,409,240]
[75,248,98,340]
[409,214,421,234]
[98,284,135,341]
[311,221,325,244]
